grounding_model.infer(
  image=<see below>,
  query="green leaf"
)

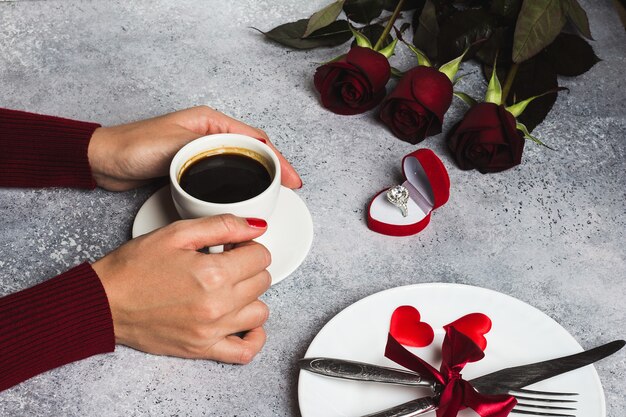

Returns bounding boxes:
[453,92,477,107]
[378,38,398,58]
[491,0,522,18]
[352,24,393,48]
[399,22,411,35]
[516,121,555,150]
[452,71,472,85]
[506,56,559,132]
[382,0,425,11]
[615,0,626,30]
[257,19,352,50]
[390,66,405,78]
[512,0,566,63]
[318,53,347,65]
[485,60,502,105]
[413,0,439,61]
[304,0,346,38]
[506,86,566,117]
[507,96,537,117]
[505,88,563,117]
[439,48,467,81]
[475,27,510,66]
[542,33,600,76]
[343,0,384,24]
[406,43,432,66]
[562,0,593,39]
[436,8,498,64]
[350,24,373,48]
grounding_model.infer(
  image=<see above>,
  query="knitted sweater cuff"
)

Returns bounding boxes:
[0,263,115,391]
[0,108,100,189]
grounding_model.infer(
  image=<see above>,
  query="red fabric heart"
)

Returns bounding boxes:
[445,313,492,350]
[389,306,434,347]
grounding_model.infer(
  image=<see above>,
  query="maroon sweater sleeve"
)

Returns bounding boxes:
[0,109,115,390]
[0,108,100,188]
[0,263,115,391]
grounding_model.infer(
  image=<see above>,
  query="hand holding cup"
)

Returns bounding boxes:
[93,214,272,363]
[89,107,301,364]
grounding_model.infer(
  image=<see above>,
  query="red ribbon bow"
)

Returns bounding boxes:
[385,325,517,417]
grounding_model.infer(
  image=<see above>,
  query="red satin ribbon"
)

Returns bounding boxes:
[384,326,517,417]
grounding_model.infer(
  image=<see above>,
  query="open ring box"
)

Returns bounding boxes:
[367,149,450,236]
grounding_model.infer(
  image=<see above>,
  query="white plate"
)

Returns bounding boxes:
[298,283,605,417]
[132,185,313,285]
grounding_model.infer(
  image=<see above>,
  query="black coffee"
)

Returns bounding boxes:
[179,152,272,203]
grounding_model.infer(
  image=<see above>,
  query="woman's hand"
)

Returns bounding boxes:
[92,214,271,363]
[88,106,302,191]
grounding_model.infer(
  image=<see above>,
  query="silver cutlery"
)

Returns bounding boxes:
[361,340,625,417]
[360,381,579,417]
[299,362,577,417]
[361,389,578,417]
[299,339,625,417]
[299,357,435,388]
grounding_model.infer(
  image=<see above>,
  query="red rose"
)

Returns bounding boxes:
[314,46,391,115]
[379,66,453,144]
[448,103,525,173]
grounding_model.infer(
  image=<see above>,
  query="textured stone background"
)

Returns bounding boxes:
[0,1,624,416]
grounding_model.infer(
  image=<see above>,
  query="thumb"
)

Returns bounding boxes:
[172,214,267,250]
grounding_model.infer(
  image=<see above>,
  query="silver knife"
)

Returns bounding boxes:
[299,340,625,417]
[298,357,435,388]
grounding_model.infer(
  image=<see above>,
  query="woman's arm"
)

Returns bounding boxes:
[0,264,114,391]
[0,106,300,391]
[0,108,100,188]
[0,106,301,190]
[0,215,272,392]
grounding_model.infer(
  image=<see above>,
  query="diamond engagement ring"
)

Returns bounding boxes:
[386,185,409,217]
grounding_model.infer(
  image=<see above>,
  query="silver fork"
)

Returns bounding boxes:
[506,387,578,417]
[361,386,578,417]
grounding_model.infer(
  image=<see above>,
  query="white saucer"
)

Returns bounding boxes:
[132,185,313,285]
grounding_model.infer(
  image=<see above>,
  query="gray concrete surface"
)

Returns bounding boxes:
[0,1,624,416]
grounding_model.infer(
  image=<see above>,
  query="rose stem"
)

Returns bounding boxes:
[501,62,519,103]
[373,0,407,51]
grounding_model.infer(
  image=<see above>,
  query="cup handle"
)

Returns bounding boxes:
[208,245,224,254]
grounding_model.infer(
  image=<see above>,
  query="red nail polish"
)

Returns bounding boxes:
[246,218,267,228]
[255,137,267,144]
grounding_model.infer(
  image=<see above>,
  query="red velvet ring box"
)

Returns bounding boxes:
[367,149,450,236]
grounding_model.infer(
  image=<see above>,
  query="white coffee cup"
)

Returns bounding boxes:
[169,134,281,253]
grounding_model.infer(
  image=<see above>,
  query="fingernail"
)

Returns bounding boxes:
[255,137,267,144]
[297,179,303,189]
[246,218,267,228]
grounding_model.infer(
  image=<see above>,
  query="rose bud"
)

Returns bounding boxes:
[314,46,391,115]
[379,66,453,144]
[448,102,525,173]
